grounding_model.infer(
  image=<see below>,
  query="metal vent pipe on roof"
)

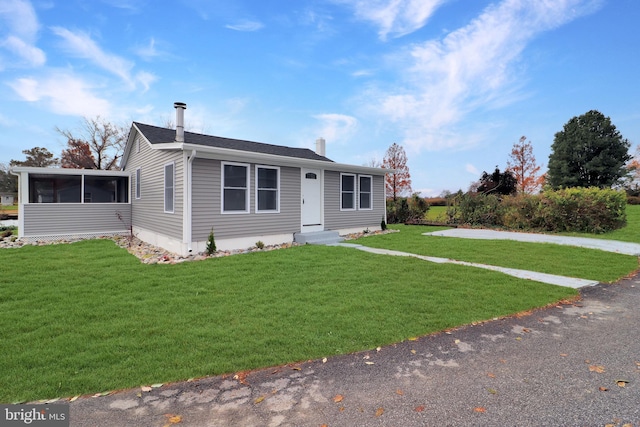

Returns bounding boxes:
[174,102,187,143]
[315,137,326,157]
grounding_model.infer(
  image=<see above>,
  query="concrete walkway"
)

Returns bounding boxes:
[334,243,598,289]
[425,228,640,256]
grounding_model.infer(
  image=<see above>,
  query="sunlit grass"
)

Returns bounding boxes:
[0,240,576,402]
[353,224,638,283]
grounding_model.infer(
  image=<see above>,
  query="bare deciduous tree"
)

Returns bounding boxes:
[58,117,128,170]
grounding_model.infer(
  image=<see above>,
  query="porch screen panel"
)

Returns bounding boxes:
[29,175,81,203]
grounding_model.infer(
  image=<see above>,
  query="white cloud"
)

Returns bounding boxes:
[225,20,264,32]
[0,0,45,68]
[337,0,448,40]
[2,35,45,67]
[352,69,373,77]
[465,163,479,175]
[134,37,166,61]
[51,26,155,91]
[363,0,600,152]
[313,113,359,143]
[9,73,112,116]
[135,71,158,92]
[0,0,39,40]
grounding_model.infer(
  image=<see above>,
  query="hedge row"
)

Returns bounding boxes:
[446,188,626,234]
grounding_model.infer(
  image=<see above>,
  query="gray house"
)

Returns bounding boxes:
[12,103,388,255]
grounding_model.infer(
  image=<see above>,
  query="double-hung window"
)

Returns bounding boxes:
[256,166,279,212]
[222,162,249,213]
[164,162,174,213]
[359,175,372,210]
[340,173,356,210]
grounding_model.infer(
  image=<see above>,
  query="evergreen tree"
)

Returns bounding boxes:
[547,110,630,189]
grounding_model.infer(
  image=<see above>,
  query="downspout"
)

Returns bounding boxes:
[186,150,196,253]
[9,169,25,238]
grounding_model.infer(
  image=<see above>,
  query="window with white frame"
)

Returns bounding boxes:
[222,162,249,213]
[340,173,356,210]
[135,168,141,199]
[164,162,174,213]
[256,166,279,212]
[359,175,372,210]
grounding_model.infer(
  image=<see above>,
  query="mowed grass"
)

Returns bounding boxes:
[0,240,576,402]
[353,225,638,283]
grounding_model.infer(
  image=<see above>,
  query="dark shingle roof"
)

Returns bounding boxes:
[134,122,334,162]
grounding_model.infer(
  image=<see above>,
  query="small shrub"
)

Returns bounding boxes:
[1,229,13,239]
[255,240,265,250]
[206,228,217,255]
[386,194,430,224]
[381,217,387,231]
[447,188,626,233]
[627,196,640,205]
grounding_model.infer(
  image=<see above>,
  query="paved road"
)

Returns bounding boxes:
[69,274,640,426]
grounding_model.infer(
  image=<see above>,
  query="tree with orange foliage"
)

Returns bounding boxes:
[624,145,640,194]
[382,143,412,200]
[507,136,544,194]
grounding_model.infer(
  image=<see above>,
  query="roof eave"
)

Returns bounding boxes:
[175,143,388,174]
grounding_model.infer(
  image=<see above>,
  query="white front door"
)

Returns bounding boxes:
[301,168,323,232]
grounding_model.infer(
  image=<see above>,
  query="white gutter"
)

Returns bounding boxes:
[186,150,196,253]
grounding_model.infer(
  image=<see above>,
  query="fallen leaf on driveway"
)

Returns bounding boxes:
[487,388,497,395]
[365,361,375,365]
[396,389,403,396]
[375,407,384,417]
[333,395,344,403]
[616,380,629,388]
[599,387,608,392]
[560,353,568,357]
[487,373,496,378]
[141,386,152,392]
[589,365,605,373]
[474,407,486,413]
[254,395,265,404]
[414,405,425,412]
[163,414,182,426]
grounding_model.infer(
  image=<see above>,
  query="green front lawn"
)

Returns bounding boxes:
[353,224,638,283]
[0,240,577,402]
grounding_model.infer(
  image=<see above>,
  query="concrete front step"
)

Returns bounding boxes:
[294,230,344,245]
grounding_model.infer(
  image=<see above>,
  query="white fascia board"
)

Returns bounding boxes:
[9,166,130,176]
[172,143,390,175]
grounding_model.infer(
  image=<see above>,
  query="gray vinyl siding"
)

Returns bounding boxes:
[22,204,131,236]
[192,158,301,240]
[125,134,184,239]
[324,171,385,230]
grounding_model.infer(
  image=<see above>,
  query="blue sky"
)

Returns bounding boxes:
[1,0,639,196]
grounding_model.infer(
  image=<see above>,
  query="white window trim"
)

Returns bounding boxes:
[135,167,141,199]
[358,175,373,210]
[221,161,250,214]
[340,173,356,211]
[255,165,280,213]
[164,162,175,213]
